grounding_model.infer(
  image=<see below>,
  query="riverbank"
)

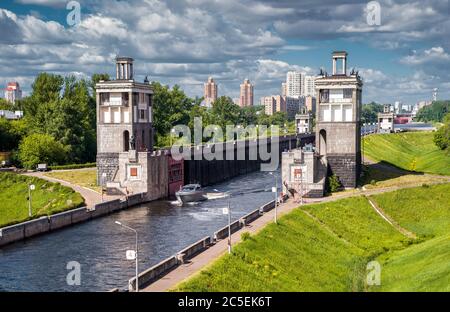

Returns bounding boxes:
[172,183,450,292]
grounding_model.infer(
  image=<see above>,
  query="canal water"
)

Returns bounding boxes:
[0,169,281,292]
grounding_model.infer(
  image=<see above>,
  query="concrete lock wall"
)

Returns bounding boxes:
[0,193,148,248]
[178,236,211,262]
[24,217,50,238]
[213,219,242,241]
[129,255,179,291]
[241,208,261,225]
[260,200,275,213]
[0,223,25,246]
[49,210,74,231]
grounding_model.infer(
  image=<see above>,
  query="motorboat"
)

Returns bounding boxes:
[175,184,207,203]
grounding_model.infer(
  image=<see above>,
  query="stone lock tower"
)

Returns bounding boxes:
[96,57,154,185]
[315,51,363,188]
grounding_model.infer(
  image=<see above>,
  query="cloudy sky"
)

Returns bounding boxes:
[0,0,449,104]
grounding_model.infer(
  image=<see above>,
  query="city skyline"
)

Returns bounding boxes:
[0,0,449,105]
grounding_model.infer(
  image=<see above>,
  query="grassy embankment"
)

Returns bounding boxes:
[175,183,450,292]
[0,172,85,228]
[363,132,450,176]
[44,168,100,193]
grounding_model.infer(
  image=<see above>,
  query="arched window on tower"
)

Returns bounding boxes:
[123,130,130,152]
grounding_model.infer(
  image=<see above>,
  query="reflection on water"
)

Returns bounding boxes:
[0,169,280,292]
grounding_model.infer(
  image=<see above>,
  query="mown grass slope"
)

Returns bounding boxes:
[370,183,450,238]
[45,168,100,193]
[175,183,450,292]
[363,132,450,176]
[176,208,367,292]
[0,172,85,227]
[376,234,450,292]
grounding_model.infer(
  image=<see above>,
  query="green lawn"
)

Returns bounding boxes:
[363,132,450,176]
[175,183,450,292]
[0,172,85,228]
[302,196,410,253]
[175,208,368,292]
[45,168,100,193]
[369,183,450,238]
[375,234,450,292]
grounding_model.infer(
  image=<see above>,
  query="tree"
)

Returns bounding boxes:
[211,96,240,133]
[151,82,193,146]
[0,98,13,110]
[433,113,450,151]
[416,101,449,122]
[361,102,384,124]
[18,133,67,169]
[90,73,110,94]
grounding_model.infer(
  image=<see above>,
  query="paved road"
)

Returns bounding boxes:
[23,170,122,208]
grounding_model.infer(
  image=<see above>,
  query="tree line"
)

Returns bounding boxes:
[1,74,292,169]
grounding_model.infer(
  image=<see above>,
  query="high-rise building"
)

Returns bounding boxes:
[286,71,304,98]
[262,95,301,119]
[203,77,218,108]
[285,96,302,119]
[305,95,316,113]
[303,75,316,97]
[239,79,254,107]
[4,82,22,104]
[281,82,287,97]
[262,96,277,115]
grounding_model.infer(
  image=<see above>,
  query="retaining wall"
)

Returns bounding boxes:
[213,220,243,241]
[0,193,147,247]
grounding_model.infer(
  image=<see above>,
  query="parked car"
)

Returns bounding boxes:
[36,163,49,172]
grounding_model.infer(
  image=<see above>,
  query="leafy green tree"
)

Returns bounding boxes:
[18,133,67,169]
[90,73,110,94]
[361,102,384,124]
[151,82,193,146]
[211,96,240,133]
[416,101,449,122]
[0,98,13,110]
[433,113,450,151]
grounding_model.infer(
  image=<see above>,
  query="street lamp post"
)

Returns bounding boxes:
[115,221,139,292]
[101,172,107,203]
[28,184,35,217]
[269,172,278,224]
[215,189,232,254]
[227,200,231,254]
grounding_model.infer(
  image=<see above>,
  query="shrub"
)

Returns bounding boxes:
[328,174,342,193]
[49,162,96,170]
[241,232,251,241]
